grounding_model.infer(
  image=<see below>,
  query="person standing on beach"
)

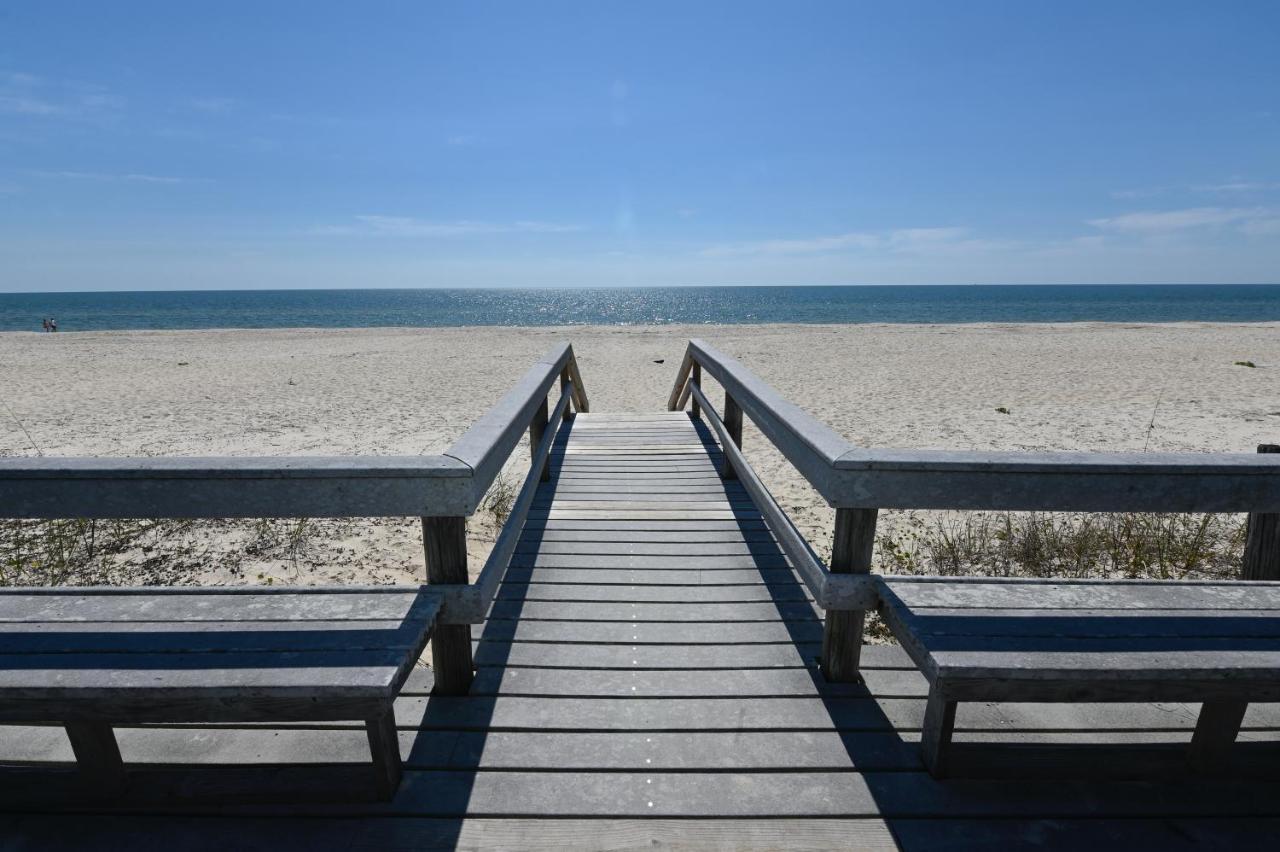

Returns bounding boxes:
[41,318,49,332]
[49,318,57,332]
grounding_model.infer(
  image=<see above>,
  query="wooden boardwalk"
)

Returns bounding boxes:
[4,411,1280,848]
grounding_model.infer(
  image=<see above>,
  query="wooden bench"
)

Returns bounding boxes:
[0,586,440,801]
[877,576,1280,777]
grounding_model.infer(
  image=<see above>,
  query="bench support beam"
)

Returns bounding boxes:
[65,721,125,789]
[920,687,957,778]
[1188,698,1248,772]
[423,515,474,695]
[821,508,877,682]
[365,706,402,801]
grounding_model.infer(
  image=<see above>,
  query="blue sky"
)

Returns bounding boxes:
[1,1,1278,291]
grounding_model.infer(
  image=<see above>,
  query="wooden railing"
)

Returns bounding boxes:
[0,342,589,695]
[668,338,1280,681]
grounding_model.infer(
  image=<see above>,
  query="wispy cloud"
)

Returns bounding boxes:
[314,215,584,237]
[700,226,989,258]
[1192,180,1280,193]
[27,169,202,185]
[1087,207,1267,232]
[0,71,123,119]
[187,96,238,113]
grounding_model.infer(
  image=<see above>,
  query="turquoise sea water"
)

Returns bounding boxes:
[2,285,1279,332]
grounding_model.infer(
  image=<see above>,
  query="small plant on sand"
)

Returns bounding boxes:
[480,472,518,525]
[1235,360,1257,368]
[994,407,1011,415]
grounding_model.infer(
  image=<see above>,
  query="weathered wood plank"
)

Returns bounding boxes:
[507,553,790,570]
[487,600,819,622]
[0,589,438,623]
[495,583,810,604]
[882,578,1280,611]
[476,618,825,645]
[502,567,799,585]
[472,641,818,669]
[0,457,474,519]
[422,516,473,695]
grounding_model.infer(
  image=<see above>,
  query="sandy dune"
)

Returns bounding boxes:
[2,322,1277,585]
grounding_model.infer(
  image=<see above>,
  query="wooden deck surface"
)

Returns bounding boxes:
[3,412,1280,849]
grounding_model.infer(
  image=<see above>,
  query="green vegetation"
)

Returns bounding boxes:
[994,406,1011,414]
[1235,360,1257,368]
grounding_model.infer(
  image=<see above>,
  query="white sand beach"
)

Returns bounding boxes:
[2,322,1278,586]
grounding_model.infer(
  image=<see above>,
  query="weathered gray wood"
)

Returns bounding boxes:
[823,508,877,683]
[64,721,125,789]
[447,389,574,625]
[919,687,957,778]
[488,599,819,622]
[665,348,696,411]
[443,342,577,508]
[421,516,473,694]
[881,577,1280,611]
[528,396,551,482]
[1188,698,1248,771]
[365,706,401,801]
[721,391,743,479]
[1244,444,1280,580]
[830,447,1280,511]
[689,362,702,419]
[0,588,440,623]
[0,456,474,519]
[473,640,817,669]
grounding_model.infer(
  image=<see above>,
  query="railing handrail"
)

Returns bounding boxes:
[669,339,1280,513]
[0,343,589,520]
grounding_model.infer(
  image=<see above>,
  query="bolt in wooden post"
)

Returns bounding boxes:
[422,515,473,694]
[529,397,551,482]
[722,391,743,480]
[690,363,702,419]
[1243,444,1280,581]
[821,508,878,682]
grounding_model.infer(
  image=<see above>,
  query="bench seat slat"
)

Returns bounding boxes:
[0,620,428,654]
[0,590,437,623]
[882,579,1280,611]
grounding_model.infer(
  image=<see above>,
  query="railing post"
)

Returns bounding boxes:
[822,507,877,682]
[560,369,574,421]
[722,391,743,480]
[422,515,473,694]
[1243,444,1280,581]
[690,363,702,419]
[529,397,551,482]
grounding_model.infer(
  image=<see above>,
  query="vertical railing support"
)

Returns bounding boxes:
[722,392,743,480]
[560,369,574,421]
[690,363,702,419]
[1243,443,1280,581]
[822,507,878,682]
[422,515,474,694]
[529,397,551,482]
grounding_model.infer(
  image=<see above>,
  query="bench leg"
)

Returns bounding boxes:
[1189,699,1248,772]
[920,687,957,779]
[65,721,125,789]
[366,706,403,801]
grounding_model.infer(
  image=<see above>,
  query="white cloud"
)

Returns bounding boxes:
[1087,207,1264,232]
[0,72,122,119]
[1193,180,1280,193]
[1240,218,1280,236]
[314,215,583,238]
[187,97,237,113]
[700,226,994,258]
[28,170,197,185]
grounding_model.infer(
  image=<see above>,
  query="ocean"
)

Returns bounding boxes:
[2,285,1279,332]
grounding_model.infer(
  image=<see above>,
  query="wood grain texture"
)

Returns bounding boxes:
[421,515,473,695]
[1243,443,1280,580]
